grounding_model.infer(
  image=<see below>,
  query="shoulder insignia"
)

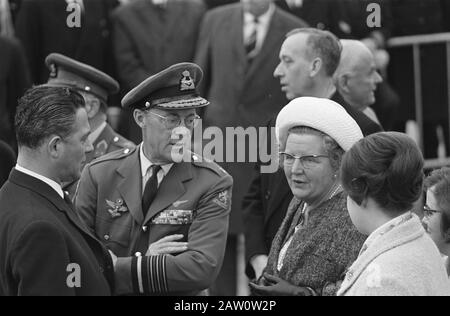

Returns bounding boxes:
[89,146,137,167]
[190,152,229,177]
[212,190,231,210]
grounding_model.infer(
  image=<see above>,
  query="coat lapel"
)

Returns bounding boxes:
[116,148,144,224]
[144,162,193,225]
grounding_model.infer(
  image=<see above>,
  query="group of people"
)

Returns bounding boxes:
[1,0,450,296]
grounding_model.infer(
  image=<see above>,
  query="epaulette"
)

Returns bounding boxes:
[112,135,136,150]
[89,146,137,167]
[190,152,229,177]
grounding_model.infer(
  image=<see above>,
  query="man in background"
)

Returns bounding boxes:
[43,53,135,198]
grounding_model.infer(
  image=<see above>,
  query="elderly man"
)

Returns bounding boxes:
[243,28,383,282]
[334,40,384,127]
[75,63,233,295]
[43,53,135,198]
[0,86,113,295]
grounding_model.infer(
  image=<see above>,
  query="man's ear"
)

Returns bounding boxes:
[133,109,146,128]
[310,58,323,77]
[85,98,100,119]
[337,74,351,94]
[47,135,63,159]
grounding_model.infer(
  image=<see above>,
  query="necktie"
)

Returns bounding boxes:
[142,165,162,217]
[245,16,259,57]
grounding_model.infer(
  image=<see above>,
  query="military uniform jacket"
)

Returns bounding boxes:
[74,146,233,295]
[0,170,114,296]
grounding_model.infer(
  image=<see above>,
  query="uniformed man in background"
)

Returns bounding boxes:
[44,53,135,198]
[75,63,233,295]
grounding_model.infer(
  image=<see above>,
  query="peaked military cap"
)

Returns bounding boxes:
[121,62,210,110]
[45,53,119,103]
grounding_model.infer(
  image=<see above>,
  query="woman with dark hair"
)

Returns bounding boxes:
[423,167,450,276]
[338,132,450,296]
[249,97,366,296]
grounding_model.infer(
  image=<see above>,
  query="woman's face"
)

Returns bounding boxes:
[423,188,448,253]
[283,133,336,205]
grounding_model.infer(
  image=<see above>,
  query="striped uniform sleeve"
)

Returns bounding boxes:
[114,255,168,295]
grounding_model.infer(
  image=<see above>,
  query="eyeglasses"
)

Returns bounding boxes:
[423,205,443,218]
[147,111,201,129]
[279,152,329,169]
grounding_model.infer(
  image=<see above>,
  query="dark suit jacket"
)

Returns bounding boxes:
[195,3,307,235]
[75,147,233,295]
[15,0,119,84]
[243,92,382,279]
[275,0,350,38]
[112,0,206,91]
[0,169,113,296]
[0,141,16,188]
[0,36,30,147]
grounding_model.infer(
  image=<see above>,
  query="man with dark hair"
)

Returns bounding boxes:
[0,86,114,296]
[43,53,135,198]
[243,28,383,282]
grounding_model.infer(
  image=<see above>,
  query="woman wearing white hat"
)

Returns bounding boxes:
[249,97,366,296]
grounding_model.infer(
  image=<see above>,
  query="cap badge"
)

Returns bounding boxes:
[49,64,57,78]
[180,71,195,91]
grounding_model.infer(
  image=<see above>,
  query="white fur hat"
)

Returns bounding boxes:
[276,97,364,151]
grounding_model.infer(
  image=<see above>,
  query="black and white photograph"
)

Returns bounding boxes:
[0,0,450,300]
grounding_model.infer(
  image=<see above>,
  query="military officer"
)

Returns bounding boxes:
[44,53,135,198]
[75,63,233,295]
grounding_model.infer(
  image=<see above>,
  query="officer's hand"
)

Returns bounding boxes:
[146,234,188,256]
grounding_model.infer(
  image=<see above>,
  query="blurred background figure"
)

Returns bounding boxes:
[0,0,14,37]
[249,97,365,296]
[0,34,30,150]
[424,167,450,276]
[0,140,16,187]
[112,0,206,143]
[204,0,238,10]
[338,0,399,132]
[15,0,119,85]
[334,40,384,128]
[275,0,350,38]
[339,132,450,296]
[388,0,450,158]
[195,0,306,296]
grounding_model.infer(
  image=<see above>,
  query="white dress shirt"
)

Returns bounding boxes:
[243,3,276,58]
[139,144,173,194]
[15,164,64,199]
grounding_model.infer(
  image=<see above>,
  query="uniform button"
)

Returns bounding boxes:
[124,148,130,154]
[113,136,119,143]
[135,252,142,257]
[142,226,148,232]
[104,234,110,241]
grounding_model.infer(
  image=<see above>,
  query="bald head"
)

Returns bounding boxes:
[335,40,383,110]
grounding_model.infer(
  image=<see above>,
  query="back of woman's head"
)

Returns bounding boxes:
[341,132,424,215]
